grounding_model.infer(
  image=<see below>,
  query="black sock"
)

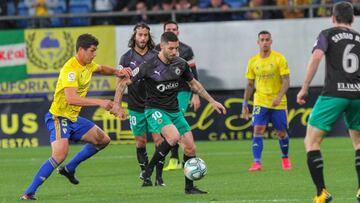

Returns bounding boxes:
[146,140,173,178]
[136,147,148,172]
[170,143,180,160]
[355,150,360,188]
[307,150,325,195]
[156,145,165,180]
[183,154,195,189]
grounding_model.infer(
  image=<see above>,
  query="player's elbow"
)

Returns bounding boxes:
[65,95,78,105]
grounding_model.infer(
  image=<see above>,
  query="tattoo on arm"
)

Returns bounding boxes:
[114,78,128,105]
[243,80,254,102]
[191,80,215,103]
[278,74,290,98]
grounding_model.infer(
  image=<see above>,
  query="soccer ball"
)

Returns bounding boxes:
[184,157,207,181]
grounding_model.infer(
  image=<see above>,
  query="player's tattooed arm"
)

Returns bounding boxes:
[272,74,290,107]
[189,79,226,114]
[241,79,254,120]
[111,77,132,119]
[243,79,255,106]
[278,74,290,98]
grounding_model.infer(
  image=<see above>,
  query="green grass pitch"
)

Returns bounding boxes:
[0,137,358,203]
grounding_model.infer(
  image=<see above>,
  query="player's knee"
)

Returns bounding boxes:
[152,135,163,146]
[184,143,196,155]
[52,152,67,163]
[254,127,266,135]
[135,139,146,148]
[167,134,180,146]
[277,131,287,139]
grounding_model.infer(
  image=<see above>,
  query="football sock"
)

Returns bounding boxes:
[307,150,325,195]
[146,140,173,177]
[24,157,59,195]
[252,135,263,163]
[136,147,148,172]
[279,135,289,158]
[183,154,195,188]
[155,146,165,179]
[66,144,99,173]
[355,149,360,188]
[170,143,180,159]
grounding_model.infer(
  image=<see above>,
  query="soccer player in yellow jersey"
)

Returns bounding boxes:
[20,34,131,200]
[242,30,291,172]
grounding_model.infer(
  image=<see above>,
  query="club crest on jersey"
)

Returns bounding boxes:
[175,67,181,75]
[157,118,163,124]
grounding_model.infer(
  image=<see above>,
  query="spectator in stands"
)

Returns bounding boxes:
[315,0,332,17]
[130,1,154,24]
[243,0,272,20]
[153,0,175,23]
[24,0,52,27]
[94,0,116,25]
[175,0,196,22]
[276,0,310,18]
[198,0,232,21]
[353,0,360,15]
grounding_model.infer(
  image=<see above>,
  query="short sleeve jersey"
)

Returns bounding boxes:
[131,56,194,112]
[118,49,158,112]
[313,27,360,99]
[155,42,197,91]
[246,51,290,109]
[49,57,98,122]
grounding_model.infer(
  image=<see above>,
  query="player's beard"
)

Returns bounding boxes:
[136,41,147,50]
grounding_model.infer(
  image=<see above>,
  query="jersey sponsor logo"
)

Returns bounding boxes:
[68,72,75,82]
[156,82,179,92]
[337,82,360,92]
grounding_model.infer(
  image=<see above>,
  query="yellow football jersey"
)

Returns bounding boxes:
[245,50,290,109]
[49,57,98,122]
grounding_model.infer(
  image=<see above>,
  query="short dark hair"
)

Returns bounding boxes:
[76,33,99,52]
[333,1,353,25]
[161,32,178,43]
[128,22,155,50]
[163,20,178,31]
[258,30,271,37]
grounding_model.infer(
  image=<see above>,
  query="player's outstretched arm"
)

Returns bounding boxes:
[96,65,132,77]
[111,77,132,119]
[242,79,254,120]
[64,87,113,110]
[273,74,290,107]
[189,79,226,114]
[297,49,324,105]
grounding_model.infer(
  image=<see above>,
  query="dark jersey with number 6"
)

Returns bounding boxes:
[131,56,194,112]
[313,27,360,99]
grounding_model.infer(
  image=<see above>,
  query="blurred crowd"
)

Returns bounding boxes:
[0,0,360,29]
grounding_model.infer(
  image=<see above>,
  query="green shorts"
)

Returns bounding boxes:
[177,91,192,115]
[128,110,152,136]
[144,108,191,136]
[308,96,360,131]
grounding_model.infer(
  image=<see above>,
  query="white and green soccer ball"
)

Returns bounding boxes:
[184,157,207,181]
